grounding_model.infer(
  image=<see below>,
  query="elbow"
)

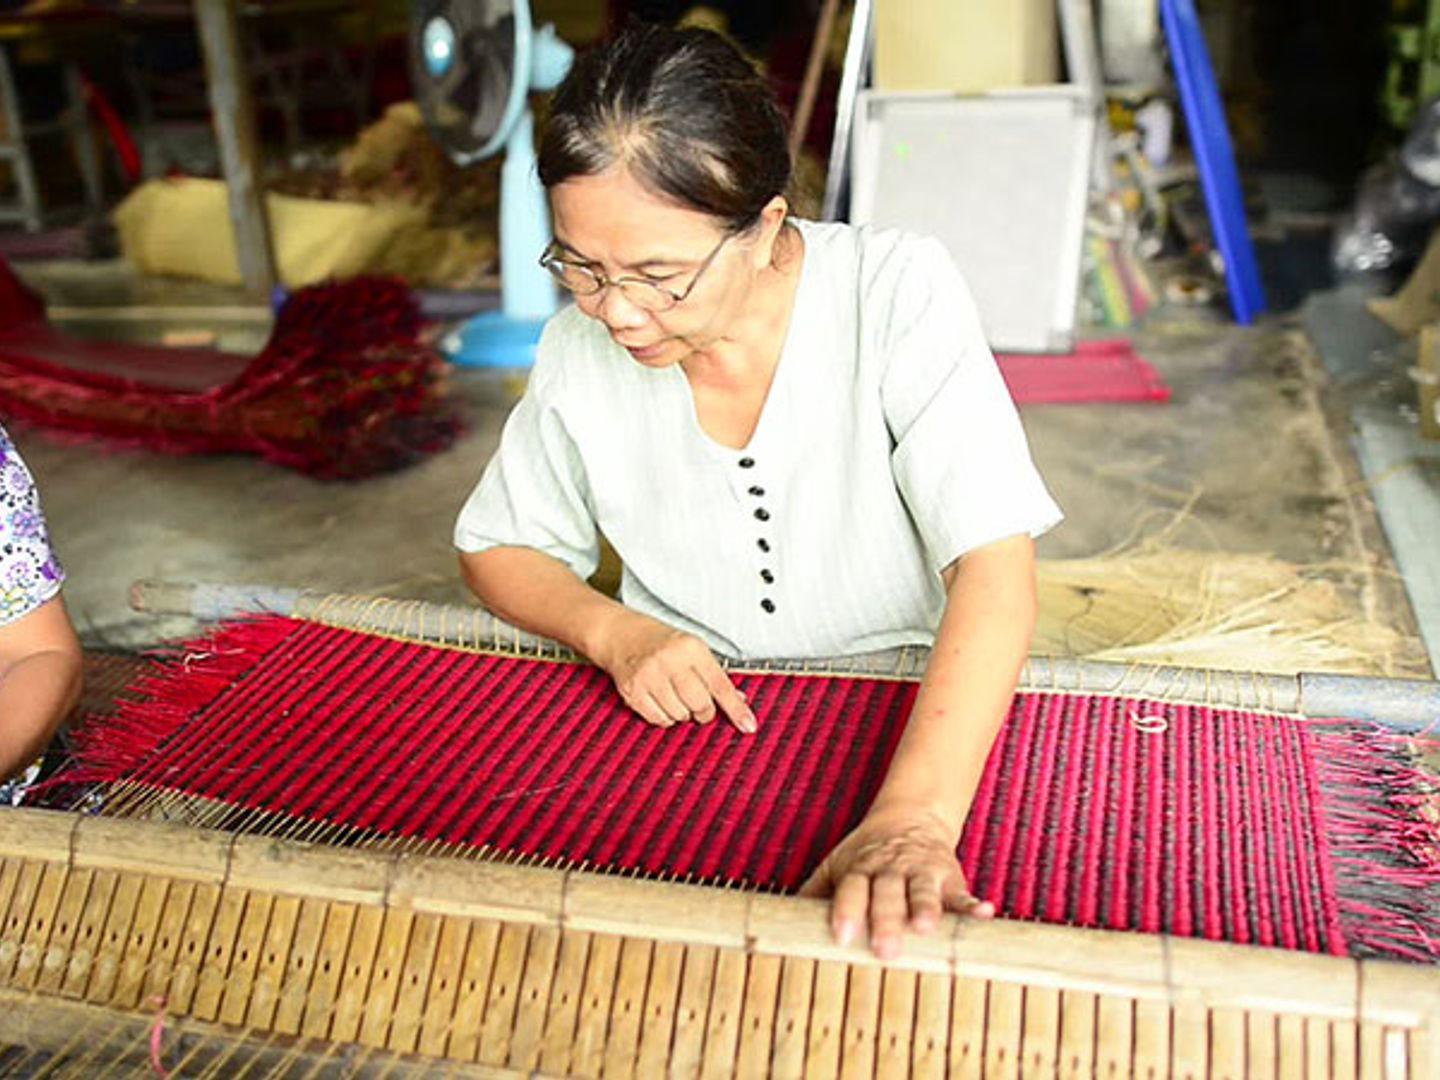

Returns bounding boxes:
[458,548,525,622]
[459,549,495,604]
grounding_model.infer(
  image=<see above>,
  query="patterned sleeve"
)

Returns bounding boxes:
[0,426,65,627]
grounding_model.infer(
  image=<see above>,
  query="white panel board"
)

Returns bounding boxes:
[850,87,1095,354]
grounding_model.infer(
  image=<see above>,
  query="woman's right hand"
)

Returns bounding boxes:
[593,613,757,733]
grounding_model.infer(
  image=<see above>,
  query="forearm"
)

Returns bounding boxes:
[0,647,82,781]
[868,536,1037,836]
[459,546,640,665]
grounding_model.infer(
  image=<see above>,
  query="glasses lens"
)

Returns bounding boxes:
[618,280,676,312]
[546,260,602,295]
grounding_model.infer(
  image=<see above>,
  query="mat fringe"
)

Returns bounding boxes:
[1311,723,1440,962]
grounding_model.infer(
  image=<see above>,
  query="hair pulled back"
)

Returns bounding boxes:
[538,23,792,233]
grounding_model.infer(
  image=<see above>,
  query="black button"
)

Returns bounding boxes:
[761,570,774,584]
[760,598,776,613]
[747,486,765,497]
[738,457,755,468]
[757,539,770,552]
[754,508,770,521]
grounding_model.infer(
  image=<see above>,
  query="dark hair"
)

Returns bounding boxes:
[538,23,791,233]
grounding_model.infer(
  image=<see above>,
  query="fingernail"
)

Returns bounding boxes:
[834,920,853,946]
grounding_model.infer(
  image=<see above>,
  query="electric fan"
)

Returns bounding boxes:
[411,0,573,366]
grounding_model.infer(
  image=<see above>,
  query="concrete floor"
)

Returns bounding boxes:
[7,258,1434,677]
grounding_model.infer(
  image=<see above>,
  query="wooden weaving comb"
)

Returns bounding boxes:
[0,808,1435,1078]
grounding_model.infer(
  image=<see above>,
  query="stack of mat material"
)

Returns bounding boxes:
[0,258,461,479]
[43,614,1440,964]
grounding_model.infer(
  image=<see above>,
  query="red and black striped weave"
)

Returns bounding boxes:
[58,616,1440,962]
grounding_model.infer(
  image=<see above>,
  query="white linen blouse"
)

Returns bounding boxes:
[455,218,1062,659]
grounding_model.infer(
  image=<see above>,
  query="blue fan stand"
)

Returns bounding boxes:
[444,310,548,368]
[1160,0,1266,324]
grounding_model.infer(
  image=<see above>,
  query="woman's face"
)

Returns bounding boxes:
[548,165,784,368]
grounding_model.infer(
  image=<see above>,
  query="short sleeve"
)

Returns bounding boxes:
[879,239,1063,572]
[453,337,600,580]
[0,428,65,627]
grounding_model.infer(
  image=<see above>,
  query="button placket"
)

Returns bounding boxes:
[739,454,776,613]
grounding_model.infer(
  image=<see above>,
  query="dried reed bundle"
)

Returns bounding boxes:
[1035,547,1426,677]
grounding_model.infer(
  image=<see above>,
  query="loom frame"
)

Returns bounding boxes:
[0,807,1436,1078]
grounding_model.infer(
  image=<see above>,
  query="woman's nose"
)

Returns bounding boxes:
[596,285,647,331]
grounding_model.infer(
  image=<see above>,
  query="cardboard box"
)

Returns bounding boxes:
[874,0,1059,93]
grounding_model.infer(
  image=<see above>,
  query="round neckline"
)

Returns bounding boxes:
[672,221,813,459]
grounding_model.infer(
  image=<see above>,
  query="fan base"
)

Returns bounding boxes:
[441,310,547,367]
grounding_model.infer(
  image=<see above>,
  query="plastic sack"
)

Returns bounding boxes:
[1334,96,1440,274]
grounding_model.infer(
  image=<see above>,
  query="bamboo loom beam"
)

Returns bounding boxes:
[1,807,1432,1029]
[129,579,1440,731]
[0,987,524,1078]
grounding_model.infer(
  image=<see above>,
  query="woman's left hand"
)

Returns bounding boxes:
[798,806,993,960]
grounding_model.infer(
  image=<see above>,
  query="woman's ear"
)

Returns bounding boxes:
[751,195,790,270]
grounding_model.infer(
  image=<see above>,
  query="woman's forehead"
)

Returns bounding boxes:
[550,168,721,263]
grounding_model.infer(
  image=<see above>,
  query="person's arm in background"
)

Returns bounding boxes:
[0,596,81,782]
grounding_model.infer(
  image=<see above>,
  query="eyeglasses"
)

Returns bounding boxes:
[538,233,733,313]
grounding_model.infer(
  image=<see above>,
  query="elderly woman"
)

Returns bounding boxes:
[456,24,1061,958]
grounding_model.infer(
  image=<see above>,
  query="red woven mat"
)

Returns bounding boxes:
[996,340,1171,405]
[53,616,1440,961]
[0,256,461,478]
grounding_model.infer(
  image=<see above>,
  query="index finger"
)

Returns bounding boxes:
[700,664,757,734]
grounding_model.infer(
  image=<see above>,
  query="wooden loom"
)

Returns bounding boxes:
[0,585,1437,1077]
[2,808,1437,1079]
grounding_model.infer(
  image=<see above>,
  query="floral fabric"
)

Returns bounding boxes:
[0,424,63,627]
